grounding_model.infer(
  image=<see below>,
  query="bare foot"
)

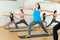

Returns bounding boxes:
[25,35,31,38]
[48,31,52,35]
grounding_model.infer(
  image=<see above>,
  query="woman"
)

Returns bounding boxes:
[20,2,53,38]
[15,9,32,28]
[3,12,18,29]
[42,13,51,27]
[47,10,60,28]
[53,22,60,40]
[38,13,51,28]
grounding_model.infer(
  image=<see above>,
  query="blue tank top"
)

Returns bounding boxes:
[33,8,42,22]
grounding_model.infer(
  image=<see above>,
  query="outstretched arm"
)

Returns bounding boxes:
[40,9,53,13]
[13,16,19,20]
[24,14,33,16]
[14,13,20,15]
[45,14,52,16]
[20,6,33,11]
[3,15,10,17]
[41,14,52,18]
[57,14,60,15]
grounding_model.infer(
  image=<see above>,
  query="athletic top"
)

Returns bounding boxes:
[10,14,14,21]
[53,14,57,19]
[43,15,46,21]
[33,8,42,22]
[20,13,24,20]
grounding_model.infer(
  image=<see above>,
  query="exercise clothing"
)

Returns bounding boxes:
[53,22,60,40]
[10,15,14,21]
[53,14,57,19]
[47,14,59,27]
[43,15,46,21]
[28,8,48,35]
[15,19,28,28]
[20,13,24,20]
[33,8,42,22]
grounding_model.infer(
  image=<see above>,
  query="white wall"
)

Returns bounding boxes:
[0,0,24,26]
[0,0,60,26]
[24,1,60,25]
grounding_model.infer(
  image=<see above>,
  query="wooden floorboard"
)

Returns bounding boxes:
[0,25,60,40]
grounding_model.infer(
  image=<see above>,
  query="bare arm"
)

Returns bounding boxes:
[24,14,33,16]
[20,6,33,11]
[40,9,53,13]
[45,14,52,16]
[41,14,52,18]
[13,16,19,20]
[14,14,20,15]
[3,15,10,17]
[57,14,60,15]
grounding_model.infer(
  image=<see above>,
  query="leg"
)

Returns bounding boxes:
[8,22,12,29]
[28,21,37,35]
[47,19,54,27]
[15,21,22,28]
[43,20,47,27]
[25,21,37,38]
[23,20,28,26]
[53,23,60,40]
[13,21,17,28]
[39,22,48,33]
[54,20,60,23]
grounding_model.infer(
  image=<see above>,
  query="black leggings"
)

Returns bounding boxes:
[53,23,60,40]
[47,19,60,27]
[15,19,28,28]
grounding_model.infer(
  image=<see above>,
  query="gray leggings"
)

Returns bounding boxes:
[43,20,47,26]
[8,21,15,28]
[28,21,48,35]
[47,19,60,27]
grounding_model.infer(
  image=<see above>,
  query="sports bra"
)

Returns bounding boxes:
[20,13,24,19]
[53,14,57,19]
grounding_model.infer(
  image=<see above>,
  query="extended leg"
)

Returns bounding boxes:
[39,22,48,33]
[53,23,60,40]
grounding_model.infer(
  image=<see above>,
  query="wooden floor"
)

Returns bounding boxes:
[0,25,60,40]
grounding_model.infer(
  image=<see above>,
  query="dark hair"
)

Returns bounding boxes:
[11,13,13,15]
[37,3,41,9]
[10,12,13,15]
[20,9,24,13]
[43,13,46,16]
[54,10,57,14]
